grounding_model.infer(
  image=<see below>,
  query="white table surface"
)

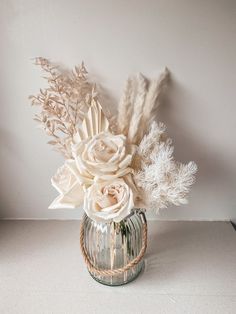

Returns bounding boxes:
[0,221,236,314]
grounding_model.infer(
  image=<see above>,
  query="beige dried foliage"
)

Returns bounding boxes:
[29,57,96,158]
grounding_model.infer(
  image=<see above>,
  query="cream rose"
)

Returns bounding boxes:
[49,163,84,209]
[84,178,134,222]
[67,131,136,187]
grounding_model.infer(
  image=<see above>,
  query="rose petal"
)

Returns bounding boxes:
[84,178,134,223]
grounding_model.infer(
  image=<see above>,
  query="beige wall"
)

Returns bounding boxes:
[1,0,235,220]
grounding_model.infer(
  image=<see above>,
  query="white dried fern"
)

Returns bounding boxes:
[134,122,197,212]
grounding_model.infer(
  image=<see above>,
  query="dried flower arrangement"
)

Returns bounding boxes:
[30,58,197,223]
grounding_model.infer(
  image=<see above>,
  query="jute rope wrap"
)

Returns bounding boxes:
[80,212,148,277]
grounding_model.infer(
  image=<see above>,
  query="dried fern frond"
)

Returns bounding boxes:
[138,121,167,160]
[29,58,96,157]
[131,121,168,171]
[134,122,197,211]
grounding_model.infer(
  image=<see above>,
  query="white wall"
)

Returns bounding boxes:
[0,0,236,220]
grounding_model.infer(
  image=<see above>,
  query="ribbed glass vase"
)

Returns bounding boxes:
[80,209,147,286]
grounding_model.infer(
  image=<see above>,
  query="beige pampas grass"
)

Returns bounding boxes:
[137,67,169,141]
[117,68,169,145]
[117,76,136,135]
[127,73,147,144]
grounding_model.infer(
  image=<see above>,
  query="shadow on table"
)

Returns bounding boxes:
[141,221,215,283]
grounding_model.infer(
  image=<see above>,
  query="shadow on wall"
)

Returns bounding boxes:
[155,75,235,218]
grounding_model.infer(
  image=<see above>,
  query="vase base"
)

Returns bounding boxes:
[88,260,145,287]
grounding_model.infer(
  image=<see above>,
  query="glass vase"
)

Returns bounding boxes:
[80,209,147,286]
